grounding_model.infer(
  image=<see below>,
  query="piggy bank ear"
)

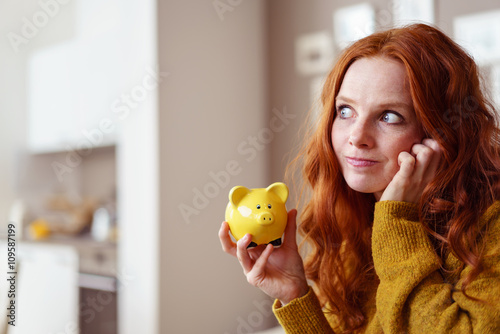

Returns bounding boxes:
[229,186,250,206]
[266,182,289,203]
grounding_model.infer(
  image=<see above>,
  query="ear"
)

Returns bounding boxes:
[229,186,250,206]
[266,182,289,203]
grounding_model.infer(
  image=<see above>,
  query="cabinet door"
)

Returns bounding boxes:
[27,39,119,153]
[0,242,79,333]
[28,41,82,153]
[27,0,125,153]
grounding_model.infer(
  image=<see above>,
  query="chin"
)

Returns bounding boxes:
[344,178,387,195]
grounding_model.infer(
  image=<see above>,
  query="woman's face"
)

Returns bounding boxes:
[331,56,424,200]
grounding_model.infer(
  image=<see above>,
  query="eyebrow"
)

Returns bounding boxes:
[335,95,413,110]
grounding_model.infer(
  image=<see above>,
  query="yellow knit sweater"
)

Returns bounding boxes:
[273,201,500,333]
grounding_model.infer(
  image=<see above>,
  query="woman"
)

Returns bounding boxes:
[219,23,500,333]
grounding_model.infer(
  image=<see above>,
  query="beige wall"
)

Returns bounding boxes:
[157,0,277,333]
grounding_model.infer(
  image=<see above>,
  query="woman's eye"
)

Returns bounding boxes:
[382,112,403,124]
[338,106,354,119]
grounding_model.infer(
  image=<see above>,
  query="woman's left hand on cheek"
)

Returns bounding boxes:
[379,138,442,203]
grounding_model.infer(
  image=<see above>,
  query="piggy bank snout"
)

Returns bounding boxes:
[257,212,274,225]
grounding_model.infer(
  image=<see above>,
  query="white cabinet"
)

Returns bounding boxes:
[27,0,125,153]
[0,241,79,333]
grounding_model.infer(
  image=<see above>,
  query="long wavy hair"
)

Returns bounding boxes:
[292,23,500,331]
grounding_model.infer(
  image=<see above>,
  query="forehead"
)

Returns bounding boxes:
[338,56,412,105]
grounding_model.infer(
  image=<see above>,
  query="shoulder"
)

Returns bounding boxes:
[481,201,500,223]
[481,201,500,248]
[478,201,500,239]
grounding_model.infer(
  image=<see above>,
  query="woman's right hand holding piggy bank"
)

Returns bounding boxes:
[219,208,309,305]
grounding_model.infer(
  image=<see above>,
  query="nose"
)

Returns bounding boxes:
[257,212,274,225]
[349,118,374,148]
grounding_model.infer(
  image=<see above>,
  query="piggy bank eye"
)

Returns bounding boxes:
[267,204,272,209]
[256,204,261,209]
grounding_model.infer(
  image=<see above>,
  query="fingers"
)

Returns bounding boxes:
[421,138,440,151]
[219,222,268,276]
[248,244,274,281]
[410,139,442,181]
[411,139,441,165]
[283,209,298,250]
[420,138,442,172]
[236,234,255,274]
[397,151,415,180]
[219,221,236,257]
[381,139,442,203]
[399,138,441,179]
[221,209,300,281]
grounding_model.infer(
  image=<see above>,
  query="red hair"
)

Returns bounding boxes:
[291,24,500,331]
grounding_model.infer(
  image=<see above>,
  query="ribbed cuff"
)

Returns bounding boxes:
[273,287,333,333]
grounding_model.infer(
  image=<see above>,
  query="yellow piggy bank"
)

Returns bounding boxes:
[225,182,288,248]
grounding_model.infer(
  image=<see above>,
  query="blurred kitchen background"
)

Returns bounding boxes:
[0,0,498,333]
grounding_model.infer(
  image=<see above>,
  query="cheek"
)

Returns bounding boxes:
[331,122,344,153]
[331,131,338,152]
[384,132,421,167]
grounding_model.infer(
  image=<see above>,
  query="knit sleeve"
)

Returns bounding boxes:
[372,200,500,334]
[272,286,336,333]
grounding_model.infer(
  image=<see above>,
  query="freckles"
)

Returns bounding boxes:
[391,130,420,151]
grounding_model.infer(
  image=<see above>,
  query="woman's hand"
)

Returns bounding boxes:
[219,209,309,305]
[379,138,442,203]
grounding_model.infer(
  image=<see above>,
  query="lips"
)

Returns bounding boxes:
[345,157,378,167]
